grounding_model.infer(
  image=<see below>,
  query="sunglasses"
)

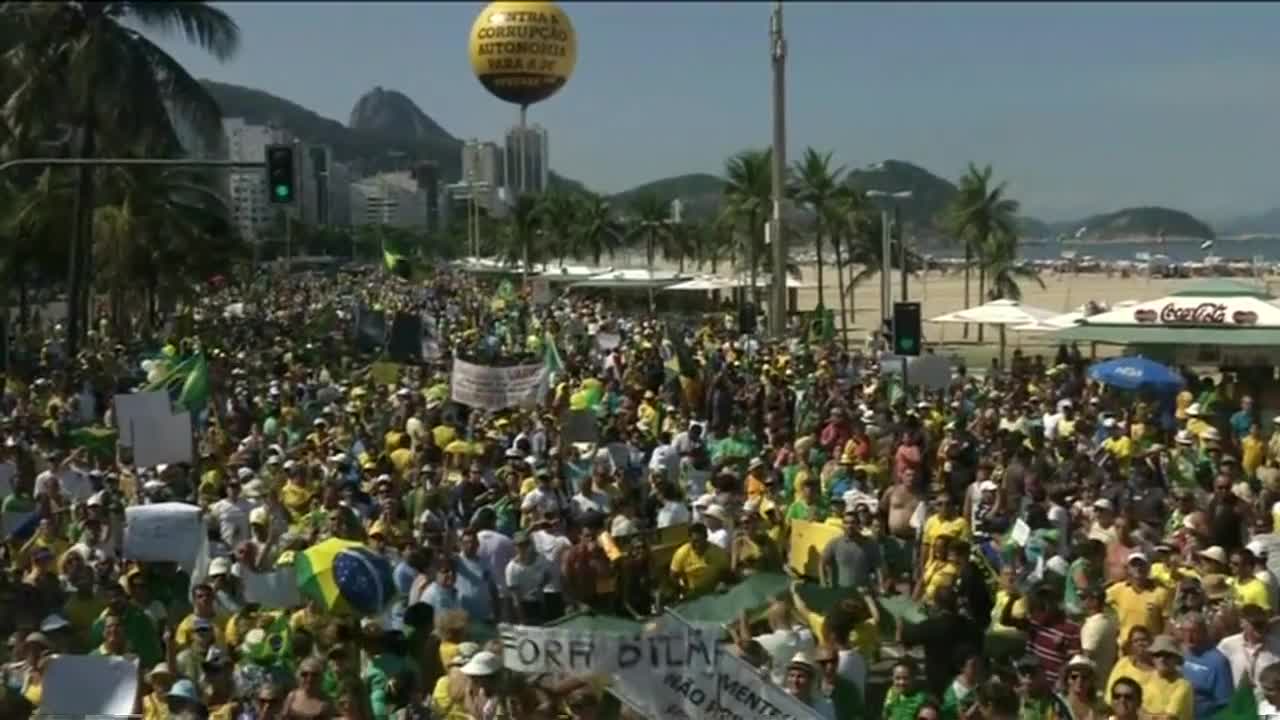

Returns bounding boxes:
[1068,673,1089,681]
[1113,693,1137,701]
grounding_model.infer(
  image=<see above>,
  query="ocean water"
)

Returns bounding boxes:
[1007,236,1280,263]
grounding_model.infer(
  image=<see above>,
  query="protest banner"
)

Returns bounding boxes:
[787,520,841,578]
[450,358,548,410]
[610,613,822,720]
[39,654,139,717]
[124,502,203,566]
[499,622,716,675]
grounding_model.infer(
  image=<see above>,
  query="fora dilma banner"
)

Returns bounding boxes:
[498,623,716,674]
[449,358,547,410]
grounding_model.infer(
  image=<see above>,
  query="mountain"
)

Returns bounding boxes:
[349,86,452,143]
[1017,216,1054,239]
[1064,206,1215,241]
[1217,208,1280,236]
[844,160,958,234]
[609,173,727,219]
[202,80,584,191]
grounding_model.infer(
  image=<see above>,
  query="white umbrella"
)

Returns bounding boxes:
[663,275,738,292]
[930,299,1058,368]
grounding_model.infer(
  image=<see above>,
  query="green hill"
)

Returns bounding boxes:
[1067,206,1215,241]
[202,80,584,191]
[844,160,958,233]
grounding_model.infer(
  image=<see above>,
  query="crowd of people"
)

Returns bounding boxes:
[1,268,1279,720]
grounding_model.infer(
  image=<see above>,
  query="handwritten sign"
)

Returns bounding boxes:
[450,358,548,410]
[499,622,715,675]
[124,502,203,565]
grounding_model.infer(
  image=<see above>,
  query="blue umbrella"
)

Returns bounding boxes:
[1087,356,1184,392]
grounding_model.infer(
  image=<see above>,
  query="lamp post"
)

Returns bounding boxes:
[768,0,788,338]
[865,189,913,327]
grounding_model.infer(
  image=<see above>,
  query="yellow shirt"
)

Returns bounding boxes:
[670,542,730,596]
[175,612,227,651]
[1186,418,1212,440]
[279,482,313,524]
[1142,673,1194,720]
[390,447,414,475]
[431,675,470,720]
[991,590,1028,635]
[1242,436,1265,477]
[921,515,969,565]
[440,640,460,670]
[143,690,171,720]
[1106,582,1172,639]
[1107,656,1155,702]
[1232,576,1272,611]
[1102,436,1134,463]
[920,559,958,604]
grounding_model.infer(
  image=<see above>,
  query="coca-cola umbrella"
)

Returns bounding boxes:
[1086,356,1185,392]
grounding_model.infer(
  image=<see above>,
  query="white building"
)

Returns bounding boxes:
[350,172,429,229]
[503,123,549,195]
[223,118,292,243]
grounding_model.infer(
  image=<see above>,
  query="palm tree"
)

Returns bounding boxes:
[791,148,845,309]
[689,220,733,274]
[573,192,621,266]
[537,190,580,266]
[831,186,873,343]
[721,149,772,307]
[2,168,73,333]
[625,192,673,276]
[980,232,1043,302]
[944,163,1020,341]
[2,2,240,355]
[498,193,546,276]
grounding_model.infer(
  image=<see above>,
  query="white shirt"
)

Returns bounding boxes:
[505,555,553,602]
[531,529,572,592]
[707,527,731,550]
[476,529,516,594]
[657,501,691,529]
[211,497,253,549]
[1217,631,1280,688]
[753,626,816,686]
[520,487,559,517]
[571,491,610,521]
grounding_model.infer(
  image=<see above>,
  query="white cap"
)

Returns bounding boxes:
[1175,430,1194,445]
[236,467,255,481]
[1246,540,1268,558]
[1201,427,1222,442]
[1186,403,1202,417]
[460,650,501,677]
[208,556,232,577]
[979,480,999,493]
[249,507,270,526]
[1126,551,1149,565]
[1102,418,1118,428]
[1093,498,1114,511]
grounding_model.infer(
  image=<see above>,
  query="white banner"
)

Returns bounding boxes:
[124,502,203,566]
[611,614,822,720]
[242,566,303,609]
[499,622,715,675]
[450,359,548,410]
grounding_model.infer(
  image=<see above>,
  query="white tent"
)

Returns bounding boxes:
[1013,300,1139,333]
[662,275,738,292]
[931,298,1058,367]
[730,274,813,289]
[539,264,613,281]
[1079,294,1280,328]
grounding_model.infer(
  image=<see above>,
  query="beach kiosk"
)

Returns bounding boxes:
[1051,279,1280,369]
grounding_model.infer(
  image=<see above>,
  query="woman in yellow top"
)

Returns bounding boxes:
[431,642,478,720]
[141,663,175,720]
[19,632,53,707]
[1229,547,1273,611]
[914,536,960,604]
[278,466,314,526]
[1143,635,1194,720]
[1106,625,1157,703]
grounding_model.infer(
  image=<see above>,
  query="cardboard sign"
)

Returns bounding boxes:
[123,502,203,565]
[450,358,548,410]
[130,411,194,468]
[114,391,172,447]
[40,654,139,717]
[242,566,303,609]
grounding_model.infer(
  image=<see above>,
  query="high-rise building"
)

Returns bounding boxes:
[223,118,293,243]
[350,172,430,229]
[299,144,334,226]
[327,161,353,227]
[503,123,549,195]
[412,161,441,232]
[459,140,503,215]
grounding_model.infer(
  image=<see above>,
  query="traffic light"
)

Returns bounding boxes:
[893,301,922,356]
[265,144,295,204]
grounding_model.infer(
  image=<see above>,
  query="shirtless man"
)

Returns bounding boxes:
[881,467,923,589]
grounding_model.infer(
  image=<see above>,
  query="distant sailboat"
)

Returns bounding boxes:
[1200,239,1215,251]
[1074,226,1088,239]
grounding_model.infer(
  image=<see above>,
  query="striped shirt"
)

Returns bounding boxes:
[1026,616,1082,683]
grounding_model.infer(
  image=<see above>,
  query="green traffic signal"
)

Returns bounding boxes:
[274,185,290,199]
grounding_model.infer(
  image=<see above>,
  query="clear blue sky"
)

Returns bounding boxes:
[153,1,1280,222]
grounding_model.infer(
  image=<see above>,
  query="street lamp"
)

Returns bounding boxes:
[768,0,788,338]
[865,189,913,326]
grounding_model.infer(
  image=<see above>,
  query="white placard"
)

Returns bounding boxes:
[58,468,94,501]
[1010,518,1032,547]
[499,622,715,675]
[596,332,622,351]
[131,411,194,468]
[242,567,303,609]
[449,358,548,411]
[610,614,822,720]
[39,654,139,717]
[113,391,172,447]
[124,502,203,565]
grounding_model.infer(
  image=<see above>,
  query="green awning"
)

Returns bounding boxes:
[1169,279,1273,298]
[1052,324,1280,346]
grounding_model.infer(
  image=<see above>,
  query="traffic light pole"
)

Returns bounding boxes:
[0,157,266,174]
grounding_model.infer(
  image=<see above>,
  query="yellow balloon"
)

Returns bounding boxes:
[468,1,577,107]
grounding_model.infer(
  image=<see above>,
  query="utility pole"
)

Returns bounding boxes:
[768,0,788,338]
